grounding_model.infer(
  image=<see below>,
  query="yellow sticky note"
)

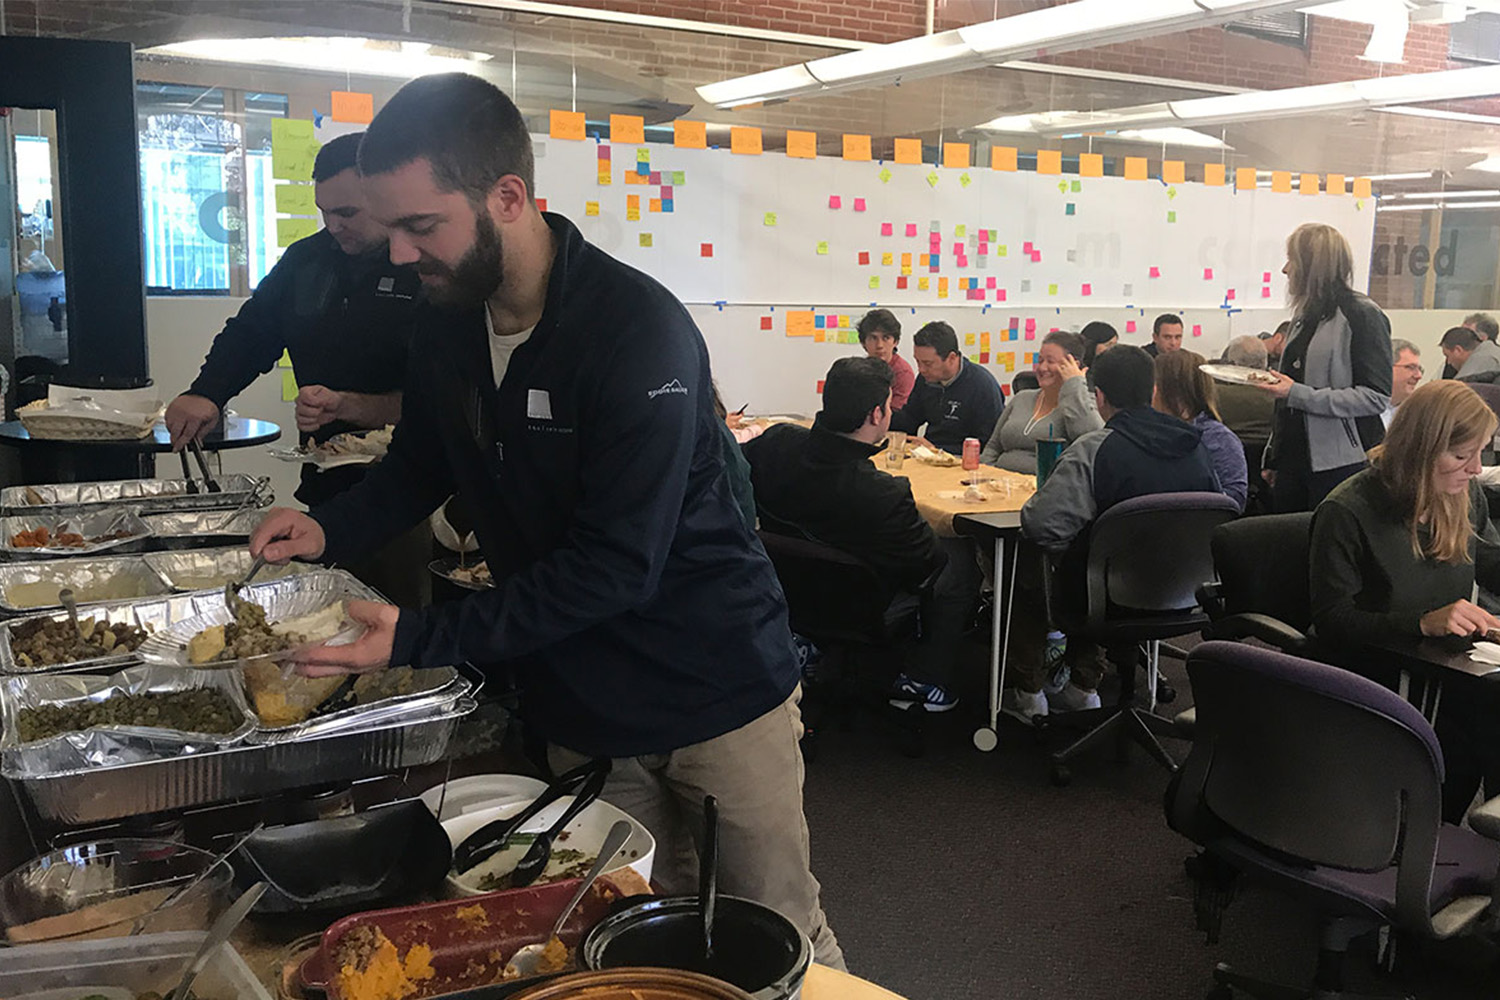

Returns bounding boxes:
[881,252,894,266]
[943,142,969,170]
[787,310,815,337]
[274,183,317,216]
[894,138,922,165]
[816,241,829,255]
[1124,157,1148,181]
[786,130,817,159]
[764,212,777,226]
[585,201,600,217]
[918,277,930,291]
[1079,153,1104,178]
[1352,177,1372,199]
[1036,150,1062,175]
[639,233,653,247]
[276,217,319,247]
[1048,283,1058,296]
[1163,161,1186,184]
[1300,173,1320,195]
[277,349,292,369]
[1236,167,1258,191]
[991,146,1018,171]
[731,126,763,155]
[611,114,645,144]
[549,109,586,141]
[1271,170,1293,193]
[840,315,850,328]
[925,171,939,188]
[869,275,880,289]
[955,225,966,238]
[843,134,872,161]
[674,120,707,149]
[1204,163,1226,187]
[965,333,976,347]
[281,369,298,402]
[330,91,374,124]
[1327,173,1347,195]
[636,148,651,163]
[270,118,317,181]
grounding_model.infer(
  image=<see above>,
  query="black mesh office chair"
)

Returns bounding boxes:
[1197,511,1315,650]
[1043,492,1239,785]
[1169,641,1500,1000]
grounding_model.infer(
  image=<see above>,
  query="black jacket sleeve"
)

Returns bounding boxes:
[186,242,301,407]
[860,484,947,591]
[890,380,928,435]
[1308,499,1421,643]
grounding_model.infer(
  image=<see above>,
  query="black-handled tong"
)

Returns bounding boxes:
[451,758,611,874]
[179,451,200,494]
[188,439,222,493]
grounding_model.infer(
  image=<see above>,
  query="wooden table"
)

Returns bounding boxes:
[805,964,909,999]
[869,449,1034,537]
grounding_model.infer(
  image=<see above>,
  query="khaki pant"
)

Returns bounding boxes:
[548,689,846,971]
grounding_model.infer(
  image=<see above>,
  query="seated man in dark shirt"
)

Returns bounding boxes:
[745,357,978,712]
[890,321,1004,455]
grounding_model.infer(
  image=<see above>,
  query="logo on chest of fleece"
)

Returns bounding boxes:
[648,379,690,400]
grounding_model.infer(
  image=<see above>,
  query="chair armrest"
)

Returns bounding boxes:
[1470,795,1500,841]
[1202,613,1307,652]
[1195,582,1225,619]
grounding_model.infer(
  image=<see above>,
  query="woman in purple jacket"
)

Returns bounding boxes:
[1153,350,1249,512]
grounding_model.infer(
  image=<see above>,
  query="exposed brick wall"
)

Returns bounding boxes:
[558,0,927,45]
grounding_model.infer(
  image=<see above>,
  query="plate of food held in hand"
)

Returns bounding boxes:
[135,575,366,670]
[1199,364,1284,387]
[267,425,393,470]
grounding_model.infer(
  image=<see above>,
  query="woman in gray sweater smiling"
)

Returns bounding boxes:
[979,330,1102,472]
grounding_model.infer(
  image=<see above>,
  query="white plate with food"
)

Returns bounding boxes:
[911,445,960,466]
[428,557,494,591]
[134,578,365,670]
[267,426,393,470]
[1200,364,1283,387]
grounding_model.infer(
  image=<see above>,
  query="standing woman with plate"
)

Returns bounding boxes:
[1254,223,1392,512]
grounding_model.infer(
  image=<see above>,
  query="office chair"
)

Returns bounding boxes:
[1169,641,1500,1000]
[757,529,932,758]
[1041,492,1238,785]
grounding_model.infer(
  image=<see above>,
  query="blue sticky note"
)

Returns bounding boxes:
[637,162,649,176]
[1065,203,1075,216]
[662,200,674,213]
[815,315,826,329]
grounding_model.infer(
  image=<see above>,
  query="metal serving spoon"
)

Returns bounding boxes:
[504,820,633,978]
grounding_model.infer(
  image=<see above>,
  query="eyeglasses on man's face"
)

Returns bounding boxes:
[1395,362,1424,376]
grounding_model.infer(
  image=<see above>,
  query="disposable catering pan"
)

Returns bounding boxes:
[1,474,271,516]
[0,508,153,560]
[0,555,172,613]
[142,547,316,593]
[247,665,472,743]
[141,507,269,549]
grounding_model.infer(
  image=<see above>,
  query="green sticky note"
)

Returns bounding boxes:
[1167,186,1178,200]
[764,212,777,226]
[925,171,939,188]
[1057,180,1068,194]
[639,233,653,247]
[878,167,892,184]
[1065,203,1075,216]
[275,217,319,247]
[960,172,971,188]
[869,275,880,289]
[277,349,293,369]
[273,183,317,216]
[816,241,829,255]
[637,148,651,163]
[997,245,1008,257]
[672,170,685,185]
[270,118,318,181]
[955,224,966,238]
[1167,210,1177,223]
[280,369,299,402]
[1070,180,1081,192]
[1048,283,1058,296]
[988,229,997,242]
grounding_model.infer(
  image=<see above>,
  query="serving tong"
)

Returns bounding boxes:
[451,757,611,875]
[178,439,222,494]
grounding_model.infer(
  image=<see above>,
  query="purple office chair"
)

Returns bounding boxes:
[1169,641,1500,1000]
[1043,491,1240,785]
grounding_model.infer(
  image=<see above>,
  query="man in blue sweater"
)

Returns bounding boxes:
[890,321,1004,455]
[250,74,843,968]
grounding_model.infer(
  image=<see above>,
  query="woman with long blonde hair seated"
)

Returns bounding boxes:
[1310,379,1500,818]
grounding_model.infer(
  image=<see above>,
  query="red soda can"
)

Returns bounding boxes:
[962,437,980,471]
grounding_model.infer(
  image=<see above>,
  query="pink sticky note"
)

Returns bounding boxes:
[1262,271,1271,282]
[854,198,866,212]
[1024,331,1036,341]
[1023,241,1034,254]
[1082,283,1092,296]
[1262,287,1272,298]
[952,242,963,255]
[661,186,673,198]
[1126,320,1137,333]
[826,313,838,326]
[1149,266,1161,278]
[881,222,894,236]
[829,195,842,209]
[1030,251,1041,263]
[1226,288,1236,300]
[1192,324,1203,337]
[967,288,984,300]
[997,289,1006,301]
[906,223,918,236]
[1203,268,1214,280]
[957,256,969,268]
[986,277,996,288]
[1025,318,1037,332]
[978,243,988,255]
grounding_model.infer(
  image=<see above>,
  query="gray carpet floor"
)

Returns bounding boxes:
[800,641,1499,1000]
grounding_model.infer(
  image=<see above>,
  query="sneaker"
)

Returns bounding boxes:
[1001,687,1048,723]
[888,673,959,713]
[1048,682,1102,714]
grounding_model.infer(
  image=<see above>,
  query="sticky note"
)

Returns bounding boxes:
[1048,284,1058,296]
[997,289,1006,301]
[881,253,894,266]
[639,233,653,247]
[786,129,817,159]
[637,149,651,163]
[787,311,815,337]
[330,90,374,124]
[1082,283,1091,296]
[1300,173,1320,195]
[816,241,829,255]
[1227,289,1236,301]
[275,216,318,247]
[1025,318,1037,333]
[992,146,1018,171]
[967,289,984,301]
[854,198,866,212]
[998,245,1007,257]
[1270,171,1292,193]
[843,134,872,161]
[760,316,773,330]
[1163,161,1185,185]
[926,171,939,188]
[1126,321,1137,333]
[549,109,586,141]
[1203,268,1214,280]
[277,350,292,369]
[938,277,949,298]
[585,200,600,217]
[1352,177,1372,199]
[1079,153,1103,178]
[1149,266,1161,278]
[905,223,917,236]
[1262,287,1272,298]
[1192,325,1202,337]
[1065,203,1075,216]
[897,276,908,289]
[1021,280,1031,292]
[829,195,842,209]
[815,315,826,330]
[960,173,972,188]
[274,183,316,215]
[1023,241,1033,254]
[649,198,662,213]
[869,276,880,289]
[1036,150,1062,175]
[764,212,777,226]
[701,243,713,257]
[731,126,763,155]
[1124,157,1147,181]
[611,115,645,144]
[1123,284,1133,296]
[1030,251,1041,263]
[1204,163,1226,186]
[649,171,662,185]
[673,120,707,148]
[879,167,892,183]
[966,333,977,347]
[894,138,922,164]
[943,142,969,169]
[858,252,870,265]
[1263,271,1272,282]
[901,253,912,267]
[270,118,317,181]
[918,277,930,290]
[536,198,546,212]
[1236,167,1258,191]
[1071,180,1082,193]
[1167,211,1176,223]
[1327,173,1346,195]
[281,369,299,402]
[881,222,894,236]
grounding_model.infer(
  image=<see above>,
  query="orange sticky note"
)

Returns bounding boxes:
[786,130,817,159]
[1079,153,1103,178]
[1204,163,1226,187]
[786,310,815,337]
[549,109,586,141]
[843,134,872,161]
[1352,177,1372,199]
[1327,173,1347,195]
[991,146,1017,172]
[1036,150,1062,175]
[943,142,969,170]
[1163,160,1186,185]
[330,91,374,124]
[1300,173,1320,195]
[649,198,662,213]
[894,138,922,165]
[610,114,645,144]
[1271,171,1292,193]
[731,127,763,156]
[674,120,707,149]
[1236,167,1258,191]
[1124,157,1148,181]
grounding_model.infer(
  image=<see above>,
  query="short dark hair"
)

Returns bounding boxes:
[1042,330,1086,361]
[821,357,893,433]
[1090,345,1155,410]
[1441,326,1480,350]
[313,132,363,182]
[912,321,959,359]
[1470,313,1500,340]
[1078,321,1117,367]
[1273,320,1292,336]
[1153,313,1183,337]
[358,73,536,203]
[856,309,901,344]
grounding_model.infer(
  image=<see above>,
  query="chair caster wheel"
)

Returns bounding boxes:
[1157,681,1177,704]
[972,727,998,752]
[1050,764,1071,786]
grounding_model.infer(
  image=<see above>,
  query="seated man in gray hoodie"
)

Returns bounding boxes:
[1009,346,1219,719]
[1442,325,1500,381]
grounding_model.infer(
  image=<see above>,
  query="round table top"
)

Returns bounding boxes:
[0,415,282,452]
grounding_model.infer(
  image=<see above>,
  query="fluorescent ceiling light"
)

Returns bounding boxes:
[1468,156,1500,173]
[1378,200,1500,211]
[1364,170,1439,181]
[697,0,1306,107]
[1392,188,1500,199]
[143,37,493,79]
[1110,126,1231,148]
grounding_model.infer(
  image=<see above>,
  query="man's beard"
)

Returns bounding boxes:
[418,210,504,307]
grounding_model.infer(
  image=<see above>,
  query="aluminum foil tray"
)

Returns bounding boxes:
[0,556,172,613]
[2,474,270,516]
[10,698,476,825]
[0,508,152,559]
[143,548,317,592]
[142,508,269,549]
[248,666,471,743]
[0,665,256,778]
[0,569,380,676]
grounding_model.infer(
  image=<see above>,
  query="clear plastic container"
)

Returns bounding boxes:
[0,929,273,999]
